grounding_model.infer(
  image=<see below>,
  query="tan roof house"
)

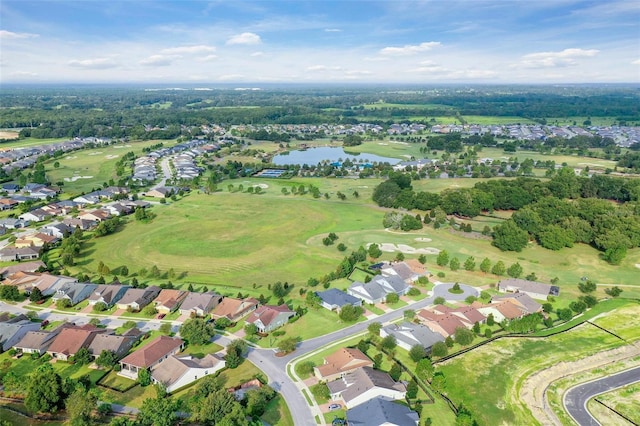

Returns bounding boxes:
[327,366,406,409]
[179,292,223,317]
[46,325,108,361]
[245,304,295,333]
[314,347,373,381]
[88,332,140,360]
[119,335,184,379]
[210,297,258,321]
[151,354,225,393]
[116,286,161,311]
[153,289,188,314]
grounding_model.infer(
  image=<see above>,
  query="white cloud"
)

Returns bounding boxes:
[632,59,640,65]
[345,70,372,76]
[0,30,38,39]
[226,32,262,45]
[9,71,39,77]
[68,57,119,69]
[379,41,441,56]
[140,55,179,67]
[161,45,216,55]
[306,65,342,72]
[251,51,265,57]
[218,74,245,81]
[516,48,600,68]
[324,28,342,32]
[197,54,218,62]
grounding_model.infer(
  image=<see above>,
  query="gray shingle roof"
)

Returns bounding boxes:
[316,288,361,308]
[382,322,444,350]
[346,396,419,426]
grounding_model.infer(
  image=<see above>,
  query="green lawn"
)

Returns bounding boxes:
[261,394,295,426]
[182,341,224,358]
[479,147,618,170]
[437,303,637,426]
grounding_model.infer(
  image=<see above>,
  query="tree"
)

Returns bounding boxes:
[406,379,419,399]
[449,257,460,271]
[25,364,65,413]
[416,358,434,381]
[542,303,553,313]
[245,386,276,418]
[339,305,364,322]
[96,350,118,369]
[431,341,448,357]
[570,300,587,314]
[122,320,137,329]
[179,318,214,346]
[605,286,623,297]
[159,323,172,335]
[277,337,298,354]
[491,260,506,276]
[244,323,258,336]
[492,220,529,252]
[29,287,43,302]
[368,243,382,260]
[507,262,523,278]
[385,293,399,304]
[93,301,107,312]
[73,347,92,365]
[214,317,232,329]
[472,322,481,334]
[557,308,573,322]
[389,363,402,381]
[464,256,476,271]
[368,322,382,336]
[436,250,450,266]
[380,335,397,351]
[225,339,248,369]
[487,313,495,326]
[409,344,427,362]
[137,396,179,426]
[418,254,427,264]
[66,387,96,426]
[445,336,454,348]
[433,296,446,305]
[138,368,152,386]
[454,327,474,346]
[578,280,597,293]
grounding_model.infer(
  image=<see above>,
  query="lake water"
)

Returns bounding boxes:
[272,146,400,166]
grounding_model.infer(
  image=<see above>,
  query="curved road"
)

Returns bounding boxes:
[564,366,640,426]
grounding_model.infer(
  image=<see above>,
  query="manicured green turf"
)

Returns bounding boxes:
[479,147,618,170]
[437,302,637,426]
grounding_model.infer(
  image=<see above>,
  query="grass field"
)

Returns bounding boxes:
[480,147,618,170]
[45,139,176,194]
[437,301,639,426]
[588,383,640,425]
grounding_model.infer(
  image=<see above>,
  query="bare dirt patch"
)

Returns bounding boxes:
[371,242,440,254]
[0,131,19,140]
[64,175,94,182]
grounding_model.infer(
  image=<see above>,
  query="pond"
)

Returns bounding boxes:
[272,146,399,166]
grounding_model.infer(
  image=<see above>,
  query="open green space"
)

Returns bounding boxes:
[261,394,294,426]
[437,302,638,426]
[45,139,176,194]
[588,382,640,425]
[479,147,618,170]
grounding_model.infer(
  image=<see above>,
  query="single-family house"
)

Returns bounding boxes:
[210,296,258,321]
[316,288,362,312]
[0,218,28,229]
[328,366,406,409]
[0,261,45,279]
[40,223,73,239]
[347,275,410,304]
[13,330,59,355]
[497,278,559,300]
[119,336,184,379]
[46,325,108,361]
[153,289,188,314]
[34,274,78,296]
[314,347,373,382]
[88,284,130,308]
[417,309,470,338]
[62,218,97,231]
[245,304,295,333]
[151,354,225,393]
[178,292,223,318]
[78,209,111,222]
[380,322,445,352]
[2,183,20,194]
[473,300,527,323]
[0,198,19,210]
[145,187,172,198]
[15,232,59,248]
[116,286,161,311]
[0,318,41,352]
[88,333,139,360]
[0,246,40,262]
[51,283,98,306]
[492,293,542,315]
[380,261,421,283]
[346,396,420,426]
[19,208,52,223]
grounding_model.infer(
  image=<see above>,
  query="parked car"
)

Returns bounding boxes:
[40,320,49,328]
[157,313,166,319]
[328,403,342,411]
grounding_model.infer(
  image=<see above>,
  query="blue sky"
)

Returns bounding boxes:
[1,0,639,84]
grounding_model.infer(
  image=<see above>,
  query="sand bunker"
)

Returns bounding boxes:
[87,152,103,156]
[390,141,409,145]
[65,156,77,160]
[635,264,640,269]
[369,242,440,255]
[414,237,432,242]
[253,183,269,189]
[402,154,412,158]
[378,143,388,146]
[105,154,119,159]
[113,145,132,149]
[64,176,93,182]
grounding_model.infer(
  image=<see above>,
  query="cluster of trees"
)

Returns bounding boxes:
[373,170,640,262]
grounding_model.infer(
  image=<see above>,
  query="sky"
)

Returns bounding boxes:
[1,0,639,84]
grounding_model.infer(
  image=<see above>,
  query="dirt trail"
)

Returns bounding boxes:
[520,343,640,425]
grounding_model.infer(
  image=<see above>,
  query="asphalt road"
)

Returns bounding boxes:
[564,365,640,426]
